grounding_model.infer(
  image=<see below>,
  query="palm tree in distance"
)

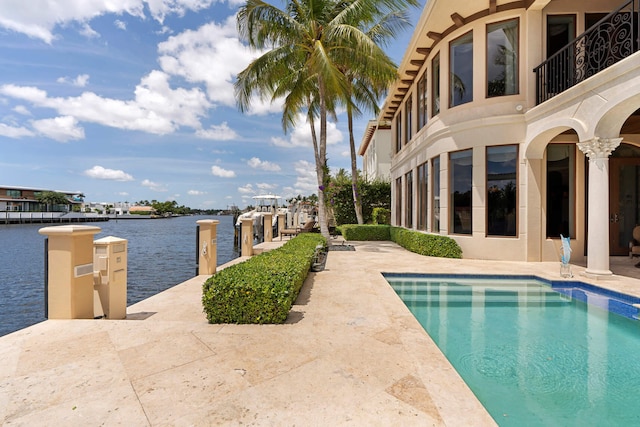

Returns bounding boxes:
[235,0,416,238]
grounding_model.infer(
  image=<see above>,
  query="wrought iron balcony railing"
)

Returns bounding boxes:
[534,0,640,104]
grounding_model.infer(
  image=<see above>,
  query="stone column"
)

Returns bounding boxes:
[197,219,219,275]
[93,236,128,320]
[277,213,285,240]
[577,137,622,276]
[241,218,254,257]
[263,213,273,242]
[39,225,102,319]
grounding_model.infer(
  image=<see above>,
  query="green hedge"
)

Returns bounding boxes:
[340,224,391,240]
[202,233,326,324]
[372,207,390,225]
[389,227,462,258]
[339,224,462,259]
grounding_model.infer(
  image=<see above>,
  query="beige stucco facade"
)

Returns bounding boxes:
[377,0,640,272]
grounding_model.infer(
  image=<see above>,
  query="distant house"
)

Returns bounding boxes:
[358,120,392,182]
[0,185,83,212]
[373,0,640,276]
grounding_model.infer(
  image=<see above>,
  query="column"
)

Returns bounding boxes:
[39,225,102,319]
[277,213,285,240]
[197,219,219,275]
[263,213,273,242]
[241,218,254,257]
[577,137,622,276]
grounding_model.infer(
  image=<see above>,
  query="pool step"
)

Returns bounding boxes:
[393,290,570,307]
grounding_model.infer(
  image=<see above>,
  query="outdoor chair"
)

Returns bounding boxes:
[280,219,316,240]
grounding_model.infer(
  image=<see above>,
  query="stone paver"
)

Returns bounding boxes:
[1,239,640,426]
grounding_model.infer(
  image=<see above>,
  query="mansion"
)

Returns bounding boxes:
[367,0,640,276]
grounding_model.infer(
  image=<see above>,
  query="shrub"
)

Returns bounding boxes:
[324,178,391,225]
[202,233,326,324]
[372,207,390,225]
[390,227,462,259]
[340,224,390,240]
[339,224,462,259]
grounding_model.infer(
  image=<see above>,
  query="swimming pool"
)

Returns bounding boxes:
[384,273,640,426]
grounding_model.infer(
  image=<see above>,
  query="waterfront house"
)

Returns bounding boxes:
[375,0,640,276]
[0,185,83,212]
[358,120,392,182]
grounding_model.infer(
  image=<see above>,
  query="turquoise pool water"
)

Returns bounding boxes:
[384,274,640,426]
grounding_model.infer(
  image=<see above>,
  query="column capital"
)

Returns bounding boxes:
[577,137,622,169]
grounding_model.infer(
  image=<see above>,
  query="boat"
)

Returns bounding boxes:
[234,195,317,243]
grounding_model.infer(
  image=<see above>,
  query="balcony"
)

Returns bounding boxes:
[534,0,640,104]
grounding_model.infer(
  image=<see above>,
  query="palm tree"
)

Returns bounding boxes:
[340,9,415,224]
[235,0,415,239]
[35,191,69,212]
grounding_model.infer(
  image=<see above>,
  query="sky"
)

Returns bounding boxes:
[0,0,421,210]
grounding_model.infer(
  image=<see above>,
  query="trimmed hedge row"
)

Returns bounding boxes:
[202,233,326,324]
[389,226,462,259]
[339,224,462,259]
[340,224,390,241]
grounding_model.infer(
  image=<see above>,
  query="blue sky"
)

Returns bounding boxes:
[0,0,420,210]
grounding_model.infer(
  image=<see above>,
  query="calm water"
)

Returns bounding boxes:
[0,215,238,337]
[386,274,640,426]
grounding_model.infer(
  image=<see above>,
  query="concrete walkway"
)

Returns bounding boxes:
[2,240,640,426]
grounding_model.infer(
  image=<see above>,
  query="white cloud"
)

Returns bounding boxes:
[211,165,236,178]
[58,74,90,87]
[188,189,206,195]
[238,183,254,194]
[0,0,220,43]
[256,182,277,190]
[271,114,343,148]
[157,17,280,114]
[31,116,84,142]
[0,123,34,138]
[247,157,281,172]
[195,122,238,140]
[292,160,318,194]
[12,105,31,115]
[114,19,127,30]
[74,74,90,87]
[84,165,135,181]
[117,191,129,196]
[79,22,99,38]
[141,179,168,192]
[1,70,210,135]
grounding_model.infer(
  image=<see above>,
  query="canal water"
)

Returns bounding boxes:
[0,215,239,337]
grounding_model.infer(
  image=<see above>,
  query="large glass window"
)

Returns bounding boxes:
[395,112,402,153]
[417,162,428,230]
[487,19,519,97]
[395,176,403,226]
[7,190,21,197]
[417,73,428,130]
[546,144,575,238]
[432,156,440,232]
[405,96,413,144]
[487,145,518,236]
[405,171,413,228]
[432,53,440,116]
[450,150,473,234]
[450,32,473,107]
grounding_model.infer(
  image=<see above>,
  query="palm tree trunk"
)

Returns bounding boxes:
[347,109,364,224]
[316,78,331,241]
[307,111,330,241]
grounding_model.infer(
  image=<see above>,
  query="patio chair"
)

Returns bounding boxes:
[280,219,316,240]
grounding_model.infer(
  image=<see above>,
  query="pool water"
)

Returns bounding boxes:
[384,274,640,426]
